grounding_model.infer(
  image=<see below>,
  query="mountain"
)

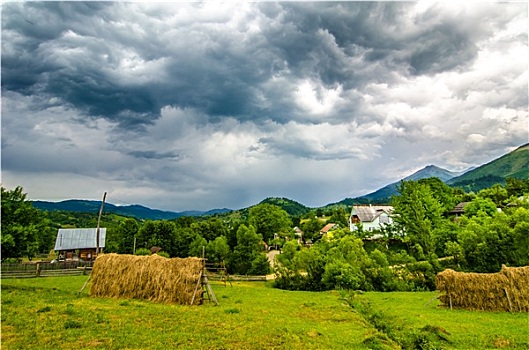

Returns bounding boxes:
[334,165,461,206]
[31,200,232,220]
[447,143,529,192]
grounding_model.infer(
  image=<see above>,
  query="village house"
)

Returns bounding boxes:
[349,205,393,235]
[320,223,339,237]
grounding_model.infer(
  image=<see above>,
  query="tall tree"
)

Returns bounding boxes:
[1,186,52,260]
[391,180,444,257]
[230,224,267,274]
[248,203,292,242]
[115,218,140,254]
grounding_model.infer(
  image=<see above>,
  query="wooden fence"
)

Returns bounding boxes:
[1,261,93,279]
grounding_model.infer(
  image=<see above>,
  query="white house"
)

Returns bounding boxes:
[349,205,393,233]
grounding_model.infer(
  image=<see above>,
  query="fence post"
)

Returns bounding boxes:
[36,263,41,277]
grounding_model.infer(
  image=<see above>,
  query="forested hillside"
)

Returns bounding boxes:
[448,143,529,192]
[3,175,529,294]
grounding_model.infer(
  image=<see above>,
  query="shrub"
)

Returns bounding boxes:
[134,248,151,256]
[156,251,170,258]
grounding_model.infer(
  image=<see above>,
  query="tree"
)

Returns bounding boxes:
[136,220,178,257]
[206,236,230,263]
[477,184,509,206]
[464,197,497,218]
[391,180,444,257]
[300,217,325,242]
[1,186,51,261]
[506,178,529,198]
[230,224,265,274]
[189,235,208,257]
[417,177,457,214]
[115,218,139,254]
[248,204,292,243]
[190,218,227,242]
[328,207,349,228]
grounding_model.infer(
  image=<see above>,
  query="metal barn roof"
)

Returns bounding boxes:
[54,228,106,251]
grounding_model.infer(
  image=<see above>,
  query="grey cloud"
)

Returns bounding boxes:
[2,1,496,130]
[127,150,180,160]
[1,2,527,211]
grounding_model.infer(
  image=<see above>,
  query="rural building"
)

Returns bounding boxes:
[293,226,304,244]
[320,223,339,236]
[54,228,106,261]
[448,202,470,217]
[349,205,393,234]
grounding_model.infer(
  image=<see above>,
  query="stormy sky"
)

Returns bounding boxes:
[1,2,528,211]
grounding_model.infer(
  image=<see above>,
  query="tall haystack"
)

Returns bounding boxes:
[436,265,529,312]
[90,253,204,305]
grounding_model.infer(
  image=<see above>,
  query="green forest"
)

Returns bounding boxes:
[2,176,529,293]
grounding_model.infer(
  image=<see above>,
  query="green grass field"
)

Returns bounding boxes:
[1,276,528,349]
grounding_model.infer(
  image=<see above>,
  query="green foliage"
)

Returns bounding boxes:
[299,216,325,242]
[190,218,227,242]
[206,236,230,263]
[463,196,497,217]
[450,144,529,191]
[248,203,292,243]
[188,235,207,257]
[230,225,265,274]
[249,253,271,275]
[258,197,310,216]
[506,177,529,197]
[476,184,508,206]
[392,180,444,257]
[134,248,151,256]
[155,251,170,258]
[1,186,55,260]
[115,218,139,254]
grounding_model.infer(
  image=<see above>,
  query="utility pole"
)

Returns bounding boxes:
[96,192,107,256]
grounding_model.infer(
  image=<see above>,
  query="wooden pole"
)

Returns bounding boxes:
[96,192,107,255]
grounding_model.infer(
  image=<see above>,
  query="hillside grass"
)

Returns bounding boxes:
[1,276,528,349]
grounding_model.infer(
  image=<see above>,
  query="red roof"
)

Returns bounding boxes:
[320,223,338,233]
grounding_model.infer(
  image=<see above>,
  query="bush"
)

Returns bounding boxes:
[134,248,151,256]
[156,251,170,258]
[322,261,365,290]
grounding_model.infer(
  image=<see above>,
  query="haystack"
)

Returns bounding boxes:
[436,265,529,312]
[90,253,203,305]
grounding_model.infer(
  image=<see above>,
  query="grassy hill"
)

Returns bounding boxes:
[448,143,529,192]
[258,197,311,216]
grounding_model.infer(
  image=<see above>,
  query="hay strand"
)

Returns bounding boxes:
[436,265,529,312]
[89,253,203,305]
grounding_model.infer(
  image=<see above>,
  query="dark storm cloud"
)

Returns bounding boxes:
[2,1,492,130]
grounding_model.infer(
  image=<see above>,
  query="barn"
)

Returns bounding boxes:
[54,228,106,261]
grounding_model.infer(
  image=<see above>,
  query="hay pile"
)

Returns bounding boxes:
[90,253,203,305]
[436,265,529,312]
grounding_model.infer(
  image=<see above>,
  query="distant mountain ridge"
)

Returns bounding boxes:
[333,165,464,206]
[32,199,231,220]
[361,165,461,201]
[447,143,529,192]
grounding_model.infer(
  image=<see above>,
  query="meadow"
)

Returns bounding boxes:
[1,276,528,349]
